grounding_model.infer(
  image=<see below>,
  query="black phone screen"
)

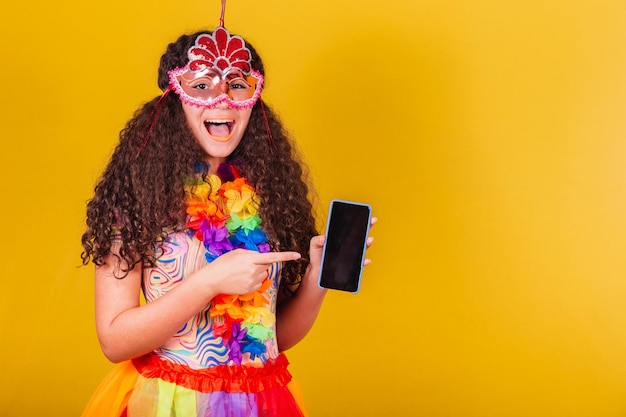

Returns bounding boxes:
[318,200,371,293]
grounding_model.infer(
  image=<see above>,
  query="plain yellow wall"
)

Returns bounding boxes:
[2,0,626,416]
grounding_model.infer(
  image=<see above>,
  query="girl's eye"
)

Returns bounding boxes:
[228,79,251,90]
[193,83,209,90]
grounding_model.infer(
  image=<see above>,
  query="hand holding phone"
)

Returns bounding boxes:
[318,200,372,293]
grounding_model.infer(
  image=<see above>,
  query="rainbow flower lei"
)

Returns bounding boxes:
[185,162,274,364]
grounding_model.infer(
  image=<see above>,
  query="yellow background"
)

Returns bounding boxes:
[1,0,626,415]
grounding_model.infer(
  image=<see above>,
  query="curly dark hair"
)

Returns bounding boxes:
[81,30,318,297]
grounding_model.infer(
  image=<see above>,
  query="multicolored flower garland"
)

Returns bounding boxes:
[185,162,274,364]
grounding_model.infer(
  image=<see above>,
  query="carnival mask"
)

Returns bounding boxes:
[169,27,264,109]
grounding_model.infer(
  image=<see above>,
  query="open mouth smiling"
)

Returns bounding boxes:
[204,118,235,141]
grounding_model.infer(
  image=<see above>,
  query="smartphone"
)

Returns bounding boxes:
[318,200,372,293]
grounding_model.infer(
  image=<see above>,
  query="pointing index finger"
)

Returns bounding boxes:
[254,251,301,265]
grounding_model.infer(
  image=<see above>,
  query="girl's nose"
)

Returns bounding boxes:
[213,100,230,109]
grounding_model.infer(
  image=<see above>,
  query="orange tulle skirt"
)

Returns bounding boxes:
[81,353,307,417]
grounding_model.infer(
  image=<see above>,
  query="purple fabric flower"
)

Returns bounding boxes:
[201,220,233,259]
[217,161,236,181]
[226,322,247,365]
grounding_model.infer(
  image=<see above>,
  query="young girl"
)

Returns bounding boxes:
[80,5,374,417]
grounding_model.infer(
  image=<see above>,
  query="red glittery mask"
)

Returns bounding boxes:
[168,27,263,109]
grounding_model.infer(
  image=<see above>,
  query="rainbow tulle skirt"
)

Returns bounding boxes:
[81,353,307,417]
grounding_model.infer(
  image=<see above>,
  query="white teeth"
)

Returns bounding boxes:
[205,119,234,124]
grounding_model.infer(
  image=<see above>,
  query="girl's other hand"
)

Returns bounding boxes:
[363,216,377,266]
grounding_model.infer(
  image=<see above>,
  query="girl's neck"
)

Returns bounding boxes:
[205,156,227,174]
